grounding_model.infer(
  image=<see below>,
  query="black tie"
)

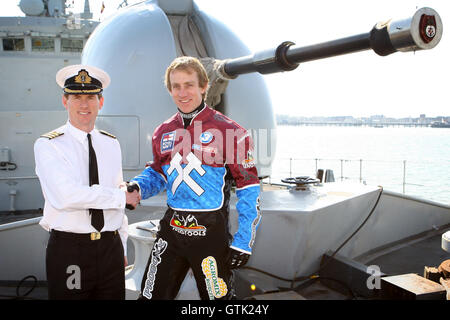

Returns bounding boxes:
[87,133,104,232]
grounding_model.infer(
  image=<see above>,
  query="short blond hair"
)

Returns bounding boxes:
[164,56,209,98]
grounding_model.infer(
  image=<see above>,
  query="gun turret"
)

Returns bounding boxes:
[221,7,442,77]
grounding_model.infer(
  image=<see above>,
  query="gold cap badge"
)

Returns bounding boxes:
[74,70,92,85]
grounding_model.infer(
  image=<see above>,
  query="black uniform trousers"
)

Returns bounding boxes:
[140,208,233,300]
[46,230,125,300]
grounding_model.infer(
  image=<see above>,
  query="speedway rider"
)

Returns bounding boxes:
[130,56,261,300]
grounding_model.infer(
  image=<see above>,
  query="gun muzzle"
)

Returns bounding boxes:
[223,7,443,77]
[370,7,443,56]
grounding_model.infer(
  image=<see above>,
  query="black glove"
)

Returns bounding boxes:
[228,248,250,269]
[125,182,140,210]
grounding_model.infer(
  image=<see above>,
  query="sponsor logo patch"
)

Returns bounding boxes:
[200,131,213,144]
[161,131,176,153]
[142,238,168,299]
[170,212,206,237]
[201,256,228,299]
[192,144,217,154]
[242,150,255,169]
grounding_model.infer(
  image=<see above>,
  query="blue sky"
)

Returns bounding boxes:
[3,0,449,117]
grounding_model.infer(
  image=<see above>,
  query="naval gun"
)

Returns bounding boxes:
[208,7,442,81]
[201,6,442,122]
[81,4,443,185]
[0,3,443,212]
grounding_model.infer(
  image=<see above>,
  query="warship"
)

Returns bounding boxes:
[0,0,449,301]
[430,121,450,128]
[0,0,99,213]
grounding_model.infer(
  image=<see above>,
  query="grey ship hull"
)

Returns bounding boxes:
[1,1,448,300]
[1,182,449,300]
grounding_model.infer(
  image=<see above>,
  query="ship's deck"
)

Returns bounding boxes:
[1,226,447,300]
[298,227,449,300]
[0,210,42,225]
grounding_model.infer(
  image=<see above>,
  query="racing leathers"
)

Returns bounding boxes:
[131,104,261,300]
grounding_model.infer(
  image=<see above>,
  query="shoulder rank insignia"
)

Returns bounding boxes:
[40,131,64,139]
[99,130,116,139]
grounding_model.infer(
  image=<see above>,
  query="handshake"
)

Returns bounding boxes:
[121,182,141,210]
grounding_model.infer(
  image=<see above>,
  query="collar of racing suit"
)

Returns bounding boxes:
[178,100,205,129]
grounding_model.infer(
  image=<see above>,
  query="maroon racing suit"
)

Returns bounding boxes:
[131,104,261,299]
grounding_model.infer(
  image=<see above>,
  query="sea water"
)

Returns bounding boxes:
[267,125,450,205]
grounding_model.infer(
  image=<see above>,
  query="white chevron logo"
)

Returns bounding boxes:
[167,152,205,196]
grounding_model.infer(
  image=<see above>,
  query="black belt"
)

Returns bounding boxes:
[51,229,118,241]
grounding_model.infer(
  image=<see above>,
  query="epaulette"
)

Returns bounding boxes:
[99,130,116,139]
[40,131,64,139]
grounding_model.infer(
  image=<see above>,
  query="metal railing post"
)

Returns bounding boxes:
[289,158,292,178]
[403,160,406,194]
[359,159,363,183]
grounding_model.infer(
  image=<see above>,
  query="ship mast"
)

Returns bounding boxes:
[80,0,93,19]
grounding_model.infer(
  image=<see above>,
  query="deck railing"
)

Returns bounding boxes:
[266,157,450,205]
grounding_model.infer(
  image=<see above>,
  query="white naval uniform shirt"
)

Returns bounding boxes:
[34,121,128,254]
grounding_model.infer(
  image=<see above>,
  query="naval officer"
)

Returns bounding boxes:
[34,64,140,299]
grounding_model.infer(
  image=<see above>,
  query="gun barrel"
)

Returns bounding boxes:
[223,7,442,77]
[286,33,370,64]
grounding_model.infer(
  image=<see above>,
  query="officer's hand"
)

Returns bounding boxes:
[228,248,250,269]
[125,182,140,210]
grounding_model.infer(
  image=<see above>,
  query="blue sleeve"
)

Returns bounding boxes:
[231,184,261,254]
[131,166,166,200]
